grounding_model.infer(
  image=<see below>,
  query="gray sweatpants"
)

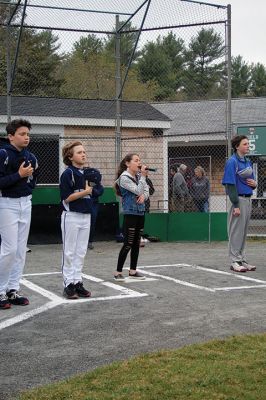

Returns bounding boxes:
[228,196,252,263]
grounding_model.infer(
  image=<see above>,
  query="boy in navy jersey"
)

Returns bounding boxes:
[0,119,38,309]
[60,141,103,299]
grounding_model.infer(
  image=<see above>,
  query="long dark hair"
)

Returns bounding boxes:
[114,153,138,196]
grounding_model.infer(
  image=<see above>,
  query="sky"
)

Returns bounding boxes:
[209,0,266,65]
[23,0,266,66]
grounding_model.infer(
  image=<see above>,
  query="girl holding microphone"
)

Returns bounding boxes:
[114,154,149,281]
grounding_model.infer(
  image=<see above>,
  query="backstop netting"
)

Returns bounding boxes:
[0,1,264,237]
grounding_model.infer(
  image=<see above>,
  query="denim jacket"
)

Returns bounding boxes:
[117,172,149,216]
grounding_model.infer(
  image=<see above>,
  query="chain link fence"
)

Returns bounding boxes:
[0,1,265,237]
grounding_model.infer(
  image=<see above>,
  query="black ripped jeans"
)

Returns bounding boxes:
[116,214,145,273]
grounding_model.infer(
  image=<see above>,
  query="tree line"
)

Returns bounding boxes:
[1,16,266,101]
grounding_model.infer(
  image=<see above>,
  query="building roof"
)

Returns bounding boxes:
[152,97,266,136]
[0,96,170,123]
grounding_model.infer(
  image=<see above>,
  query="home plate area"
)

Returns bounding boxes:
[1,264,266,332]
[137,264,266,292]
[21,271,150,304]
[0,271,152,332]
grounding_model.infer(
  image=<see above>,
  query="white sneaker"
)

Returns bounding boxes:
[140,238,145,247]
[242,261,256,271]
[230,261,247,272]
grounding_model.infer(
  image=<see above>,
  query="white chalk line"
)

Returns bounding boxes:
[81,273,149,297]
[64,293,148,304]
[21,278,63,302]
[2,263,264,332]
[0,273,148,332]
[139,264,191,268]
[214,285,266,291]
[138,264,266,291]
[137,269,216,292]
[21,264,266,288]
[0,300,62,331]
[23,272,60,277]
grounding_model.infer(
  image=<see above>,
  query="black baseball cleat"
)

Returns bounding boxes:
[0,294,11,310]
[63,283,79,299]
[6,290,29,306]
[75,282,91,298]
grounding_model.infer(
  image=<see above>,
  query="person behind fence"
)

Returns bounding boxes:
[60,141,103,299]
[222,135,257,273]
[169,165,178,211]
[87,168,104,250]
[114,153,149,281]
[145,173,155,213]
[0,119,38,310]
[172,164,190,212]
[139,172,155,247]
[191,166,210,212]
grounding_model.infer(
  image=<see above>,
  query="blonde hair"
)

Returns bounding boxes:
[62,141,83,166]
[195,166,206,176]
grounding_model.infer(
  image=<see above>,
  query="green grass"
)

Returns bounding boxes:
[18,334,266,400]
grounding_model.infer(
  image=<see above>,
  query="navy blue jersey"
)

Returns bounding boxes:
[60,165,103,214]
[0,143,38,198]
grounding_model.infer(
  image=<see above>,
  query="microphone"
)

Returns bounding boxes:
[145,167,157,172]
[138,166,157,172]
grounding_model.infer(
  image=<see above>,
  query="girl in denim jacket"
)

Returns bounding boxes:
[114,154,149,281]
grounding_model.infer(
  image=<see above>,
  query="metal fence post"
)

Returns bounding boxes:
[226,4,232,157]
[115,15,122,168]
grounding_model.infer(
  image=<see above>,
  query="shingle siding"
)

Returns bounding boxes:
[0,96,170,122]
[152,97,266,135]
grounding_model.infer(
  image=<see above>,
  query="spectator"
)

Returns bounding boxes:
[145,174,155,213]
[169,165,178,212]
[172,164,190,212]
[191,166,210,212]
[139,173,155,247]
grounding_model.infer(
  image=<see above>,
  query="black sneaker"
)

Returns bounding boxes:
[63,283,79,299]
[75,282,91,298]
[128,271,145,280]
[6,290,29,306]
[0,294,11,310]
[114,274,125,282]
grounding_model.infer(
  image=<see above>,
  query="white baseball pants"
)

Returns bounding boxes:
[61,211,91,287]
[0,196,32,295]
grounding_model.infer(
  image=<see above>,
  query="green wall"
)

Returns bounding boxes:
[32,186,60,205]
[144,212,227,241]
[32,186,117,205]
[32,186,227,241]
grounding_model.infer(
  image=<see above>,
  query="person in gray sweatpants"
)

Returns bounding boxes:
[222,135,257,272]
